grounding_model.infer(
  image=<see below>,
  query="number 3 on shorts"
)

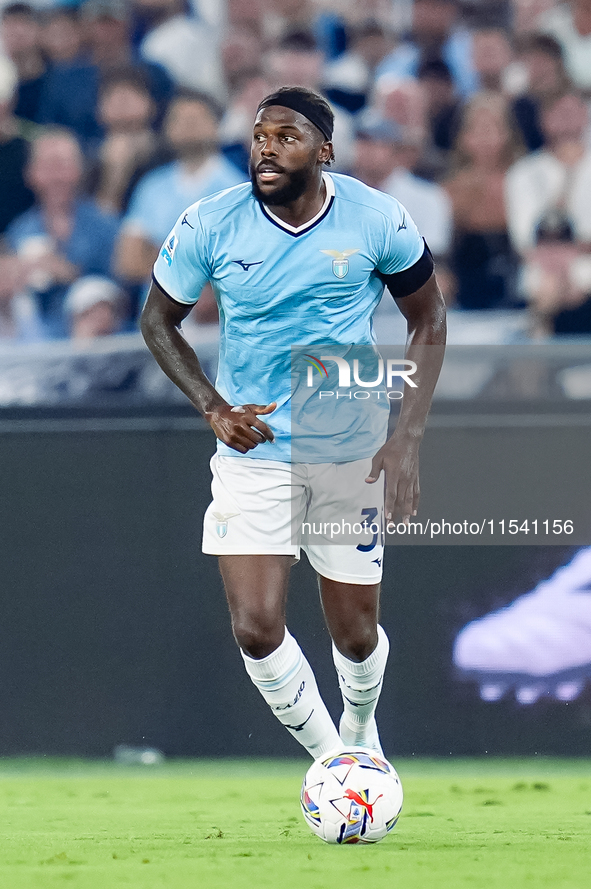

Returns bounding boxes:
[356,507,382,552]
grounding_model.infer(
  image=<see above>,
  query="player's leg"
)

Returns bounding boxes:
[318,575,389,753]
[219,553,341,758]
[302,458,389,752]
[220,553,290,658]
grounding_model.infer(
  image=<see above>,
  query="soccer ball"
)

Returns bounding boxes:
[300,748,403,844]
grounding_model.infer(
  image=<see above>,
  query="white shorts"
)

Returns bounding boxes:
[202,454,385,584]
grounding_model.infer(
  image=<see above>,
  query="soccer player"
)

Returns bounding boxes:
[141,87,446,759]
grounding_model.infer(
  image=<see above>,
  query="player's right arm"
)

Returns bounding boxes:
[141,279,275,454]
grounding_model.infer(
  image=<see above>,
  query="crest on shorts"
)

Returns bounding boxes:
[213,511,239,538]
[321,248,360,279]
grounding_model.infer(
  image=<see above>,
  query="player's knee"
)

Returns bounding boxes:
[335,628,378,663]
[232,614,284,660]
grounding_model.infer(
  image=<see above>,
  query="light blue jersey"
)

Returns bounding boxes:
[153,172,425,462]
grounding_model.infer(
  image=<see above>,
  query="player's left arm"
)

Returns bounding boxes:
[366,271,446,521]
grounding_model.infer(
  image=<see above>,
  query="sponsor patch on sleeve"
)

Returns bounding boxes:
[160,233,177,266]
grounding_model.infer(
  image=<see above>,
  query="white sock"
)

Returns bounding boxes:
[332,625,390,753]
[241,629,341,759]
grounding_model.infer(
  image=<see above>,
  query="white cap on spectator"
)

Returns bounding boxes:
[64,276,124,315]
[0,55,18,105]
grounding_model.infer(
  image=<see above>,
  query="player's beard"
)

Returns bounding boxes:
[249,161,312,206]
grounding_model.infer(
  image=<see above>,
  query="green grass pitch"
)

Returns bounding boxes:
[2,757,590,889]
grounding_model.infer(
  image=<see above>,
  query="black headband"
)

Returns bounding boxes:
[257,90,333,141]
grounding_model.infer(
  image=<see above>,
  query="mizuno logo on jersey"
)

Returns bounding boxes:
[231,259,264,272]
[181,213,194,229]
[320,248,360,279]
[397,213,407,232]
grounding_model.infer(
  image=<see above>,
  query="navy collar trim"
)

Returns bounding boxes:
[259,172,335,238]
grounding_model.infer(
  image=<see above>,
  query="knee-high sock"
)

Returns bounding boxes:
[241,629,341,759]
[332,625,389,751]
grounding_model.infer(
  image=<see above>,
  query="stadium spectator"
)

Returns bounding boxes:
[64,275,128,339]
[351,117,402,190]
[511,34,571,152]
[81,0,173,121]
[471,25,514,92]
[226,0,265,36]
[416,58,462,156]
[416,30,566,160]
[505,91,591,252]
[37,7,100,148]
[0,2,46,125]
[5,128,119,338]
[471,26,573,154]
[518,31,570,101]
[263,30,326,90]
[115,90,244,293]
[443,91,523,309]
[520,220,591,336]
[40,6,85,67]
[538,0,591,93]
[135,0,225,101]
[90,67,159,214]
[220,24,264,97]
[37,0,173,152]
[225,0,348,57]
[323,18,394,114]
[506,90,591,335]
[371,76,440,180]
[255,0,325,43]
[512,0,556,35]
[0,54,35,233]
[352,116,453,261]
[374,0,478,99]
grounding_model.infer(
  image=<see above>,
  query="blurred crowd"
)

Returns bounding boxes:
[2,0,591,343]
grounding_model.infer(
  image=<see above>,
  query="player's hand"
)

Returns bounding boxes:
[207,402,277,453]
[366,437,420,523]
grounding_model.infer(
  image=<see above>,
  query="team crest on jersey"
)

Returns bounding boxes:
[321,248,361,279]
[213,511,239,538]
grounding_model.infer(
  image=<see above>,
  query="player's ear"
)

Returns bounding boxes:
[319,140,334,165]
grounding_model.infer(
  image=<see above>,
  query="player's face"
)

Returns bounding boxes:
[250,106,327,205]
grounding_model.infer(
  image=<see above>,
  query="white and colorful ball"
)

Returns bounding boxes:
[300,748,403,844]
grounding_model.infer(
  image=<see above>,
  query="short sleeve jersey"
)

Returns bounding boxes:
[153,172,425,462]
